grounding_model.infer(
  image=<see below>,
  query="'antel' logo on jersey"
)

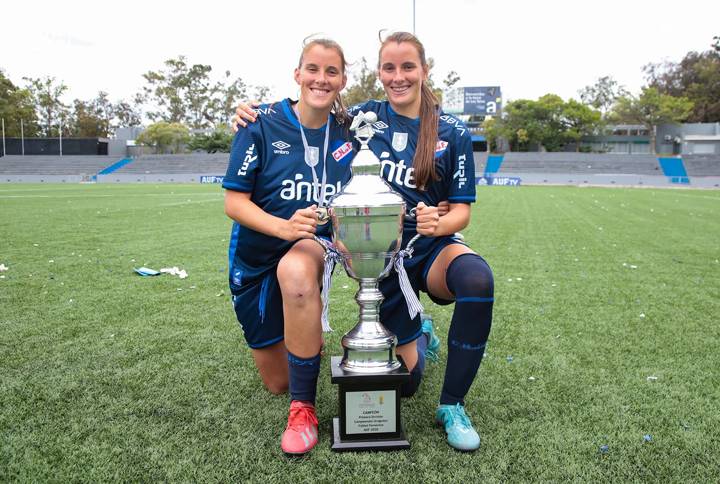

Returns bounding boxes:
[332,142,353,163]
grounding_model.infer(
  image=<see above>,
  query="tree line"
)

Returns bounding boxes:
[1,36,717,153]
[0,56,269,141]
[484,36,719,152]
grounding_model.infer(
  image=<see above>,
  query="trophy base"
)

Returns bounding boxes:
[331,418,410,451]
[330,355,411,452]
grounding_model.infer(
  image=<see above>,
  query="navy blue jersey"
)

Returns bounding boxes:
[349,100,475,242]
[223,98,353,293]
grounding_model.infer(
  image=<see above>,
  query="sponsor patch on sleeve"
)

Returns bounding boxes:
[435,140,448,156]
[332,141,353,164]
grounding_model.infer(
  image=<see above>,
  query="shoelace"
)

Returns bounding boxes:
[287,405,319,431]
[426,347,440,363]
[442,404,472,428]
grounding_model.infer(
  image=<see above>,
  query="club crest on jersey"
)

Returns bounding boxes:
[435,140,448,156]
[392,132,408,152]
[332,142,353,164]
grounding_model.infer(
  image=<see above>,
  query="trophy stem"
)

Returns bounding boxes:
[340,279,401,373]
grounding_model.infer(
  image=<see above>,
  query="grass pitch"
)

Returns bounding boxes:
[1,183,718,481]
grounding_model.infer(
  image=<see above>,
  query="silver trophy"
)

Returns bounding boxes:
[328,111,406,374]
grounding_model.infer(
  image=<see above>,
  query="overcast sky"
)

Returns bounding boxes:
[2,0,718,109]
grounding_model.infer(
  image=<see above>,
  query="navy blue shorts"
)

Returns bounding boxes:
[379,235,467,345]
[232,269,285,349]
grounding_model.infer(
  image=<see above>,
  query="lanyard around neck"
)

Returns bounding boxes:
[296,105,330,207]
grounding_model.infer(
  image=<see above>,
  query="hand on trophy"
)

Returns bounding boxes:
[232,100,260,131]
[414,202,441,236]
[280,205,320,241]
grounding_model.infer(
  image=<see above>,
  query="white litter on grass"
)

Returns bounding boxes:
[160,267,188,279]
[516,277,523,281]
[33,243,39,247]
[0,275,5,279]
[0,264,8,272]
[551,283,557,287]
[640,313,646,318]
[49,260,54,263]
[647,376,658,381]
[507,278,513,282]
[630,265,637,269]
[215,291,224,297]
[342,285,349,289]
[528,376,536,381]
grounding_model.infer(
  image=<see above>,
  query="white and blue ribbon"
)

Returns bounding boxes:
[392,238,424,320]
[314,236,341,332]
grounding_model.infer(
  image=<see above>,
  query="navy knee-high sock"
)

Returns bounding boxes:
[440,254,494,406]
[288,351,321,404]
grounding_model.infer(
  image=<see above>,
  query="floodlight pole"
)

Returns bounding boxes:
[59,117,63,156]
[20,119,24,156]
[412,0,416,34]
[1,118,5,157]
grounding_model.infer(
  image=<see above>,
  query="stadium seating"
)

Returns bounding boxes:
[112,154,228,174]
[0,155,118,175]
[2,152,718,186]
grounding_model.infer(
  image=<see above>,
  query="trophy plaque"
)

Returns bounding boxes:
[327,112,411,451]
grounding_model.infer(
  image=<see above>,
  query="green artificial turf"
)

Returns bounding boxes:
[1,183,718,481]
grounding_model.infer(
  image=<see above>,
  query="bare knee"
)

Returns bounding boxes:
[277,257,321,303]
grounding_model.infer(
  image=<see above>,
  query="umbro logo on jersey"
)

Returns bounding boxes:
[272,140,290,154]
[373,121,389,129]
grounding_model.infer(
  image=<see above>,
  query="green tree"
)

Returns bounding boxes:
[139,56,257,130]
[562,99,604,151]
[23,76,70,137]
[485,94,603,152]
[342,57,385,107]
[0,69,39,137]
[71,91,116,137]
[114,95,143,128]
[188,128,233,153]
[481,116,502,152]
[136,122,190,154]
[610,87,694,153]
[643,43,720,122]
[579,76,628,118]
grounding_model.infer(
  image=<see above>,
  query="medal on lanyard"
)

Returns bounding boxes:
[298,115,331,225]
